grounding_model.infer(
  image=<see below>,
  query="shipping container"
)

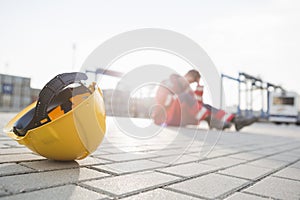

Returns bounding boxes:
[13,85,22,96]
[22,96,31,107]
[0,74,35,112]
[22,87,31,96]
[3,75,12,84]
[2,94,11,107]
[14,77,23,85]
[23,78,31,87]
[12,95,21,109]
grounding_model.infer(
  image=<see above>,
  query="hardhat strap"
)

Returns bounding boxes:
[13,72,88,136]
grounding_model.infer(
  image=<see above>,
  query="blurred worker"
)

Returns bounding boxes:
[152,69,257,131]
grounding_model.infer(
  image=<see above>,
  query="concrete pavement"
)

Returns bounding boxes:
[0,113,300,199]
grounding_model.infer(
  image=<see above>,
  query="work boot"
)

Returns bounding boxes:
[206,117,232,130]
[234,116,258,131]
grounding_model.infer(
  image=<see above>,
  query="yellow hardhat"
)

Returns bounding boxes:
[4,72,106,161]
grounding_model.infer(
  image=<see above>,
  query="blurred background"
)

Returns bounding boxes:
[0,0,299,124]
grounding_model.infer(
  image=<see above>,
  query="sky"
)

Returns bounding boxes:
[0,0,300,109]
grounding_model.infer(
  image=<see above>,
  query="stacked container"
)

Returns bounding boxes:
[0,74,39,112]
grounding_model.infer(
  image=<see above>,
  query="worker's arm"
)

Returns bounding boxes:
[195,84,204,104]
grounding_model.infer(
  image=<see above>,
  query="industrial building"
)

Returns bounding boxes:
[0,74,40,112]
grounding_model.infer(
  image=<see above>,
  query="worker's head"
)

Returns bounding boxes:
[184,69,201,84]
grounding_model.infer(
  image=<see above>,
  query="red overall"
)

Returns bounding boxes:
[153,74,206,126]
[153,73,235,126]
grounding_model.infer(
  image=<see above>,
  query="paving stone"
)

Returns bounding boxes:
[273,167,300,180]
[0,163,34,176]
[200,157,244,169]
[150,155,199,165]
[94,160,163,174]
[145,145,184,152]
[0,137,10,140]
[1,116,300,199]
[287,149,300,157]
[0,140,20,147]
[21,157,109,171]
[123,188,200,200]
[81,171,178,197]
[229,152,265,161]
[203,150,236,158]
[0,154,45,164]
[252,148,281,156]
[119,146,154,153]
[169,173,249,199]
[94,146,149,155]
[0,185,107,200]
[248,158,287,169]
[153,149,188,156]
[284,152,300,159]
[267,153,299,163]
[92,148,123,155]
[76,157,111,165]
[245,176,300,200]
[219,164,273,180]
[0,168,108,193]
[0,187,9,197]
[157,162,218,177]
[225,192,266,200]
[291,161,300,169]
[96,152,157,162]
[0,148,32,155]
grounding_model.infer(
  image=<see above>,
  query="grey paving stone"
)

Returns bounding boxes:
[157,162,218,177]
[92,148,123,155]
[0,185,107,200]
[1,116,300,199]
[94,160,163,174]
[0,137,10,140]
[248,158,287,169]
[146,145,185,152]
[169,173,249,199]
[229,152,265,161]
[0,163,34,176]
[219,164,273,180]
[81,171,178,197]
[273,167,300,180]
[0,140,20,147]
[200,157,244,169]
[96,152,157,162]
[0,168,108,193]
[0,187,9,197]
[0,154,45,164]
[150,155,199,165]
[252,148,281,156]
[0,148,32,155]
[287,149,300,157]
[153,149,189,156]
[267,153,299,163]
[225,192,266,200]
[203,149,236,158]
[123,188,200,200]
[245,176,300,200]
[77,156,111,165]
[21,157,109,171]
[94,146,150,155]
[291,161,300,169]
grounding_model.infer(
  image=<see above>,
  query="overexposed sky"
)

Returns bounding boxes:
[0,0,299,99]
